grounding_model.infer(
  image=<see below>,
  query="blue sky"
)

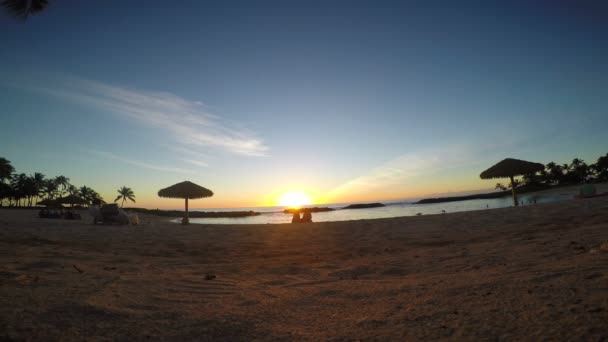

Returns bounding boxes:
[1,0,607,208]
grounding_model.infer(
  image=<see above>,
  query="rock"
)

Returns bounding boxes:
[341,203,386,210]
[283,207,335,214]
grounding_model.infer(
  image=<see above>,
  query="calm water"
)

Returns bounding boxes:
[174,192,574,225]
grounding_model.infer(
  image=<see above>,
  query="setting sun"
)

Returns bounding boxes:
[278,191,312,208]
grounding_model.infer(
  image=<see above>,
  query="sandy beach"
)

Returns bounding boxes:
[1,196,607,341]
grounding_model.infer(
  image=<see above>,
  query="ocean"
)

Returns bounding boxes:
[175,192,574,225]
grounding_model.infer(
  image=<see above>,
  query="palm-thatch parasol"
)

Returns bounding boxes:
[37,198,59,207]
[57,194,88,207]
[480,158,544,207]
[158,181,213,224]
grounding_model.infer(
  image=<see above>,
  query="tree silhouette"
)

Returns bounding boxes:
[31,172,46,204]
[114,186,136,208]
[78,186,94,204]
[54,175,71,196]
[0,182,10,206]
[0,157,14,182]
[568,158,589,184]
[495,183,508,191]
[592,153,608,181]
[42,178,59,200]
[544,162,563,185]
[10,173,27,206]
[66,184,78,196]
[76,186,104,205]
[2,0,49,20]
[0,156,107,207]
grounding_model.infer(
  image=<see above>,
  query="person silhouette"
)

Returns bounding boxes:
[302,211,312,223]
[291,211,301,223]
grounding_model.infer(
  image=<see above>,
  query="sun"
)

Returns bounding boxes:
[278,191,312,208]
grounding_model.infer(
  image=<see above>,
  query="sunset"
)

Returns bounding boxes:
[1,0,607,340]
[277,191,313,208]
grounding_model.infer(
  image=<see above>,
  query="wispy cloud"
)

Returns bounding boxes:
[182,159,209,168]
[11,73,269,157]
[321,144,491,202]
[89,150,195,174]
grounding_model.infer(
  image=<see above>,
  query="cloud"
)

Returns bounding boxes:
[321,144,489,202]
[89,150,195,174]
[182,159,209,168]
[10,73,269,157]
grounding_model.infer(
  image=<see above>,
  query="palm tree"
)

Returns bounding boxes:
[78,186,94,204]
[31,172,46,204]
[42,178,59,200]
[66,184,78,196]
[495,183,508,192]
[77,186,104,206]
[0,157,14,182]
[10,173,27,206]
[54,175,70,196]
[114,186,135,208]
[23,174,37,206]
[0,182,11,206]
[92,191,106,205]
[521,172,543,187]
[2,0,50,20]
[567,158,589,184]
[591,153,608,181]
[544,162,564,186]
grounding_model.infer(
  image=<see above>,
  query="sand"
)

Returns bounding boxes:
[1,197,607,341]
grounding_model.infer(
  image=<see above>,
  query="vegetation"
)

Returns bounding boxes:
[495,153,608,190]
[1,152,607,208]
[418,152,608,205]
[115,186,136,208]
[1,0,49,20]
[0,157,14,181]
[0,157,105,207]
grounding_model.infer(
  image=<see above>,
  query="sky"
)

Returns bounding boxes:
[1,0,607,209]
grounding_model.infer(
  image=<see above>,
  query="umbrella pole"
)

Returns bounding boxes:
[183,198,189,224]
[509,175,518,207]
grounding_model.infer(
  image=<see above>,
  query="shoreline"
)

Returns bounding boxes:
[415,182,608,204]
[3,183,607,225]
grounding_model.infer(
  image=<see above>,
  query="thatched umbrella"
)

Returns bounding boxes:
[158,181,213,224]
[57,194,88,207]
[37,198,59,207]
[480,158,544,207]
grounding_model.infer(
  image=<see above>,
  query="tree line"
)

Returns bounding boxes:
[0,157,106,207]
[496,153,608,191]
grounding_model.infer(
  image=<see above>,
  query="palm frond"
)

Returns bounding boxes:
[2,0,49,20]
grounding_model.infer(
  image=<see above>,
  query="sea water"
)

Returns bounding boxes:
[176,192,573,225]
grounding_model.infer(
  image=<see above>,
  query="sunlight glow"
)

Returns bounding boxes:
[278,191,312,208]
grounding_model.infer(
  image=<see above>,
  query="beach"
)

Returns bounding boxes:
[1,197,607,340]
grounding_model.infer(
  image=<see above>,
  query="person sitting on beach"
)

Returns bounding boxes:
[291,212,301,224]
[302,211,312,223]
